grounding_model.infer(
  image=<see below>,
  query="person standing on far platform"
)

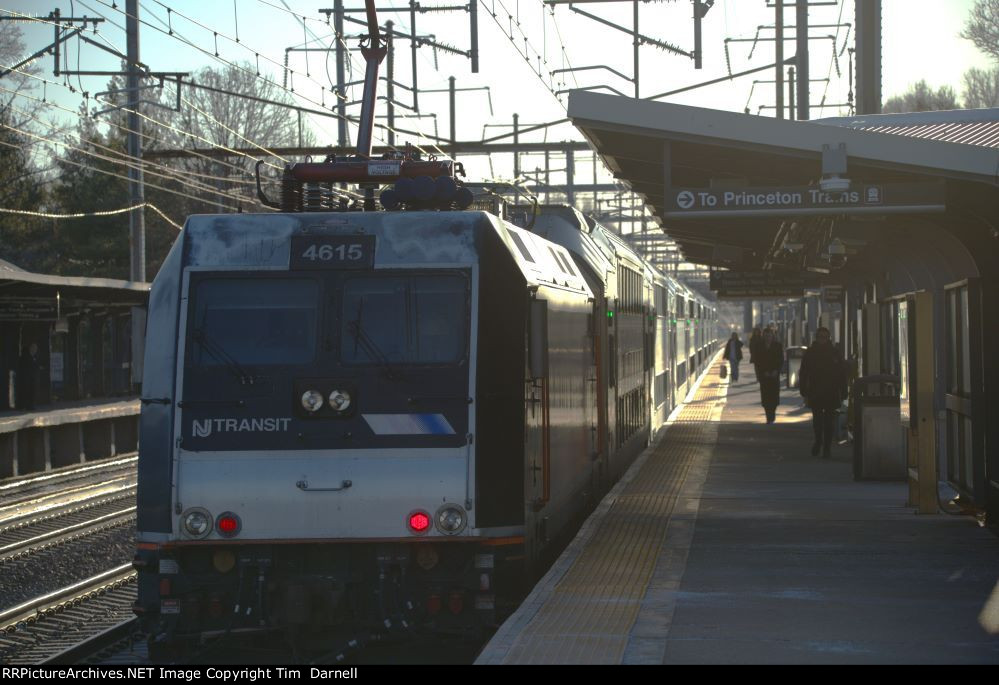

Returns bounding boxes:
[755,328,783,424]
[799,326,847,458]
[748,326,763,381]
[723,332,744,381]
[16,343,40,411]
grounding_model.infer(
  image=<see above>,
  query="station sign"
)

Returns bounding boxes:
[665,181,946,218]
[823,285,845,303]
[0,301,57,321]
[709,271,817,299]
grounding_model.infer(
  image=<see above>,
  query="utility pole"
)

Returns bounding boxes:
[449,76,456,146]
[788,66,796,120]
[775,0,784,119]
[855,0,882,114]
[795,0,809,120]
[386,20,394,147]
[334,0,347,147]
[512,113,519,180]
[126,0,144,282]
[633,1,639,97]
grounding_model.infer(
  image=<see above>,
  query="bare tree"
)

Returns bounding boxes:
[159,62,316,210]
[883,81,959,114]
[962,0,999,63]
[0,23,48,160]
[963,66,999,107]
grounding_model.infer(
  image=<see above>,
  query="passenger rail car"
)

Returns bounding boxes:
[134,207,717,660]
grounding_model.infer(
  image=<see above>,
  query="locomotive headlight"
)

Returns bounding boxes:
[301,390,324,413]
[181,507,212,539]
[435,504,467,535]
[328,389,352,412]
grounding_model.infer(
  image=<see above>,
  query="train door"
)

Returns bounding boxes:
[590,293,608,495]
[524,296,550,572]
[644,280,654,439]
[669,294,677,408]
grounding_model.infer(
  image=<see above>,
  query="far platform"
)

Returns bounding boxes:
[477,357,999,664]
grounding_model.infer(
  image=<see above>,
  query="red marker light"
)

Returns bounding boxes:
[215,512,241,538]
[408,511,431,534]
[427,593,442,615]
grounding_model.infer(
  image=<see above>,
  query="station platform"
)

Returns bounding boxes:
[477,357,999,664]
[0,397,140,434]
[0,397,140,479]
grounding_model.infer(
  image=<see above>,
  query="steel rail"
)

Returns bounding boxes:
[0,565,136,628]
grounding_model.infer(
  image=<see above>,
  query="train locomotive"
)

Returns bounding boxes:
[132,195,718,661]
[131,0,718,661]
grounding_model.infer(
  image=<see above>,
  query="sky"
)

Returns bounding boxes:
[2,0,993,186]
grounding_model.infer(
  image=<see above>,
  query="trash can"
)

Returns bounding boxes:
[852,374,905,481]
[785,346,807,389]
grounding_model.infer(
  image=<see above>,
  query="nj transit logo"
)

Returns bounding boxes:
[192,418,292,437]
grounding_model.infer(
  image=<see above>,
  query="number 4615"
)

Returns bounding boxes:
[302,243,363,261]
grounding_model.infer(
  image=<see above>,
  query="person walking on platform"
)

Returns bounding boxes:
[755,328,783,424]
[723,332,744,381]
[748,326,763,381]
[799,326,847,458]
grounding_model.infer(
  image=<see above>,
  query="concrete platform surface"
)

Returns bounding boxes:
[477,359,999,665]
[0,397,140,434]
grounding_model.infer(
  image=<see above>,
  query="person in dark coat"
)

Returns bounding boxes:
[16,343,40,411]
[722,332,744,381]
[799,326,847,458]
[748,326,763,381]
[755,328,783,424]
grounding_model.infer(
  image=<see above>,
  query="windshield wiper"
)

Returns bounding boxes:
[191,328,256,385]
[348,301,403,380]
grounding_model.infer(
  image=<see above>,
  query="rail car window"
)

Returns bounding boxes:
[340,274,468,365]
[619,266,643,314]
[191,279,318,366]
[509,232,535,263]
[559,252,577,276]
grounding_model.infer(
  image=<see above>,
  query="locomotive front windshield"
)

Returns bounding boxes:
[341,274,468,365]
[191,278,319,366]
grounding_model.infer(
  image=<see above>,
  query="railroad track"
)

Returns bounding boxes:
[0,501,136,564]
[0,566,140,664]
[0,454,138,527]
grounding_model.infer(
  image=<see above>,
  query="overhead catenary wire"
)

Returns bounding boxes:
[0,81,266,184]
[126,0,445,158]
[258,0,456,160]
[0,59,287,172]
[72,0,335,164]
[10,1,455,162]
[0,136,248,213]
[0,203,183,230]
[3,116,261,208]
[817,0,849,113]
[1,75,362,204]
[4,98,259,189]
[482,0,564,107]
[1,121,266,209]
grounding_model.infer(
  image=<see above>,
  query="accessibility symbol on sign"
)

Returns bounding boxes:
[676,191,695,210]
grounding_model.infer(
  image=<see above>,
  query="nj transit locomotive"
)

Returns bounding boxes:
[133,198,718,660]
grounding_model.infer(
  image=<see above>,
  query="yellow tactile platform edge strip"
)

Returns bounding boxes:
[477,353,727,665]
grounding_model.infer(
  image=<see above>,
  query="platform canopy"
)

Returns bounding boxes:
[0,259,149,321]
[567,92,999,271]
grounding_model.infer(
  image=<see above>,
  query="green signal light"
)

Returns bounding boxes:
[607,311,614,318]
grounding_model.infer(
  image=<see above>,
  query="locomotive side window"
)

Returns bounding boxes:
[191,279,319,366]
[340,274,468,365]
